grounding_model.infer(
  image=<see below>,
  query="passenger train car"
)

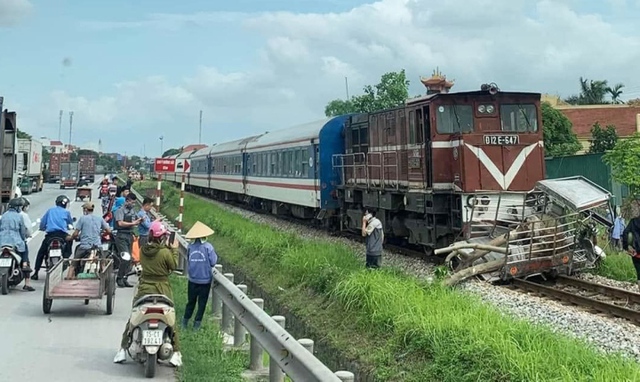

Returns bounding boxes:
[155,82,545,255]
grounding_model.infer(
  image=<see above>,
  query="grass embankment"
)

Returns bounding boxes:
[170,275,247,382]
[591,250,638,282]
[141,180,640,381]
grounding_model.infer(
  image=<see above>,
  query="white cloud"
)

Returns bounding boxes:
[27,0,640,152]
[0,0,32,26]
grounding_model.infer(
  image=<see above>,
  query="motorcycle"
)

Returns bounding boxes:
[125,294,178,378]
[0,245,26,295]
[43,219,76,270]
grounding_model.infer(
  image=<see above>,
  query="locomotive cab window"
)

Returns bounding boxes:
[500,104,538,132]
[436,104,473,134]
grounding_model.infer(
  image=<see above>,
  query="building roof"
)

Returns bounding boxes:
[182,144,207,153]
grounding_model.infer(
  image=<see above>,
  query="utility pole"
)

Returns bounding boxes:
[68,111,74,148]
[345,77,350,100]
[198,110,203,144]
[159,136,164,157]
[58,110,63,141]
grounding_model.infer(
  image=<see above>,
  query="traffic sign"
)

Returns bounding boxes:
[154,158,176,172]
[175,159,191,173]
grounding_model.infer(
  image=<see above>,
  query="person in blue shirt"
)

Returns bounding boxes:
[136,197,154,246]
[0,198,35,291]
[181,221,217,330]
[32,195,74,280]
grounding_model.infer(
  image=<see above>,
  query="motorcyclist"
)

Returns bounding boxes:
[0,198,35,291]
[32,195,74,280]
[67,202,112,279]
[113,220,182,367]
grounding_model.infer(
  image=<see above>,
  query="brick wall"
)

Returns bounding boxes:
[555,105,640,138]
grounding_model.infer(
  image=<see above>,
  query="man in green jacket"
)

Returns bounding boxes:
[113,220,182,367]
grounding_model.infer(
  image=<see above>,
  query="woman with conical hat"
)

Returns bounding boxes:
[182,221,218,330]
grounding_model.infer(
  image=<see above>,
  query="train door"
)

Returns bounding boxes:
[407,107,429,187]
[313,143,320,202]
[422,105,433,188]
[242,153,249,194]
[206,154,213,189]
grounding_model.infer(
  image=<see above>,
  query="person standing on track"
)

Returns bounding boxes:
[181,221,217,330]
[114,192,142,288]
[32,195,74,280]
[362,210,384,269]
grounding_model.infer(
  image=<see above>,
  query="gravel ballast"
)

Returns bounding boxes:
[205,197,640,362]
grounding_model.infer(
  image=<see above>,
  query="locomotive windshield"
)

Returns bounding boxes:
[436,104,474,134]
[500,104,538,132]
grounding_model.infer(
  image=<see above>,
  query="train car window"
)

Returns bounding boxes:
[293,150,300,177]
[500,104,538,132]
[301,148,309,176]
[435,105,473,134]
[409,110,416,144]
[284,151,290,177]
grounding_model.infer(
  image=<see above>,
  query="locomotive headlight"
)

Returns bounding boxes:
[486,105,495,113]
[477,105,486,113]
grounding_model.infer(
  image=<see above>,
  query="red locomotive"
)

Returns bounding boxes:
[333,75,545,254]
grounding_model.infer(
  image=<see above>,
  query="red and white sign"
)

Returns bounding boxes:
[154,158,176,173]
[175,159,191,173]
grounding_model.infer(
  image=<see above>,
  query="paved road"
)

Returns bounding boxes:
[0,182,175,381]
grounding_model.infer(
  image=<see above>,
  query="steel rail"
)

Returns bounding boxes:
[510,277,640,325]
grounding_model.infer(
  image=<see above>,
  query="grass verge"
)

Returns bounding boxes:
[170,275,247,382]
[591,248,638,283]
[144,181,640,381]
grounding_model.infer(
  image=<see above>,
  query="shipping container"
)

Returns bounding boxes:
[16,138,43,193]
[79,154,97,182]
[0,97,18,208]
[48,153,71,182]
[60,161,79,189]
[545,153,630,206]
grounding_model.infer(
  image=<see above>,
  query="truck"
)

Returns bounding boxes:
[60,161,79,189]
[16,138,43,194]
[79,154,96,182]
[0,96,18,211]
[48,153,70,183]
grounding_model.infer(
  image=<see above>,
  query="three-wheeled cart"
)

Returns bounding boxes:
[42,257,115,314]
[75,186,92,201]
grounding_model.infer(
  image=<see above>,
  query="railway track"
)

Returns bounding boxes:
[508,275,640,325]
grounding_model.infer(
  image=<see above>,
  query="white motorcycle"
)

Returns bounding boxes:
[0,245,26,295]
[124,294,179,378]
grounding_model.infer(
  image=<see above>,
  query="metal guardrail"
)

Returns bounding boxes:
[122,178,355,382]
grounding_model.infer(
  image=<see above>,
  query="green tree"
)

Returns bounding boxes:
[541,101,582,157]
[324,69,410,116]
[162,148,181,157]
[588,123,618,154]
[603,133,640,197]
[564,77,625,105]
[16,129,31,139]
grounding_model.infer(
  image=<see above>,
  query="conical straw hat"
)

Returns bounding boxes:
[185,221,214,239]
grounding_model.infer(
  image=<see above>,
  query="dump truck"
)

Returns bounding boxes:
[48,153,70,183]
[16,138,43,194]
[60,161,79,189]
[0,96,18,211]
[79,154,96,182]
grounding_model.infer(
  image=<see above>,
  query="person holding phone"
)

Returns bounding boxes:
[114,193,143,288]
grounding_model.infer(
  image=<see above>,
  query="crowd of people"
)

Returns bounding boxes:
[0,174,220,370]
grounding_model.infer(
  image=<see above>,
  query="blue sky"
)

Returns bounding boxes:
[1,0,639,157]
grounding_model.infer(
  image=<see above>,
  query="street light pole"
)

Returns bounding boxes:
[159,136,164,157]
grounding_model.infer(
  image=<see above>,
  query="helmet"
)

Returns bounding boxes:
[56,195,70,208]
[149,221,168,239]
[21,197,30,207]
[8,197,24,210]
